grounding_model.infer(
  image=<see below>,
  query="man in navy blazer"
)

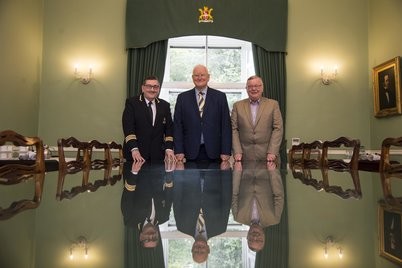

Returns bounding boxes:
[173,64,232,162]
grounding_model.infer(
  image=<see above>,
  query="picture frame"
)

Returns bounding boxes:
[378,202,402,265]
[373,56,402,117]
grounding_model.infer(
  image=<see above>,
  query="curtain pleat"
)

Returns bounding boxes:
[127,40,168,98]
[125,226,165,268]
[252,45,287,169]
[253,47,289,267]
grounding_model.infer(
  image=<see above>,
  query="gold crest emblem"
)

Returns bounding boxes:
[198,6,213,23]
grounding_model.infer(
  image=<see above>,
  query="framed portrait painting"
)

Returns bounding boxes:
[379,203,402,265]
[373,56,402,117]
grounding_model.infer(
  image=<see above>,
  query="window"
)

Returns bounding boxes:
[159,35,255,112]
[159,38,257,265]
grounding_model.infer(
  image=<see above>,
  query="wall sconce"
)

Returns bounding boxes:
[323,236,343,259]
[69,236,89,260]
[74,64,93,84]
[321,66,338,85]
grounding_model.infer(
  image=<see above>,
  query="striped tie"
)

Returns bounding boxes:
[198,92,205,117]
[197,208,205,233]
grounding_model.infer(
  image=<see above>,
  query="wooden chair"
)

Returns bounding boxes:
[57,137,90,173]
[380,171,402,209]
[289,140,323,169]
[290,165,362,200]
[88,140,110,169]
[380,137,402,173]
[321,168,362,199]
[0,171,45,220]
[56,163,122,201]
[302,140,323,168]
[108,141,123,166]
[0,130,45,177]
[290,165,323,191]
[56,168,90,201]
[321,137,360,170]
[288,143,305,167]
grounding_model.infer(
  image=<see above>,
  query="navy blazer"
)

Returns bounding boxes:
[172,162,232,238]
[173,87,232,160]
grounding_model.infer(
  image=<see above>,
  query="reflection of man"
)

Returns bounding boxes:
[379,71,396,110]
[121,161,173,248]
[173,162,232,263]
[232,161,284,252]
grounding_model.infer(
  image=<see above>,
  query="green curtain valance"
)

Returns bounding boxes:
[126,0,287,52]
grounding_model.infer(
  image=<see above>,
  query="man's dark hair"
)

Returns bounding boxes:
[143,75,159,85]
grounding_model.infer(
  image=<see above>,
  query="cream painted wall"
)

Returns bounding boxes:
[38,0,127,146]
[368,0,402,150]
[369,1,402,267]
[0,0,43,135]
[286,0,371,149]
[34,171,124,268]
[287,170,376,268]
[0,184,37,268]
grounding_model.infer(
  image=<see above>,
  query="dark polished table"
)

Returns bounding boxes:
[1,160,401,268]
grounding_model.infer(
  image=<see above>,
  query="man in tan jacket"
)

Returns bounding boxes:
[231,75,283,162]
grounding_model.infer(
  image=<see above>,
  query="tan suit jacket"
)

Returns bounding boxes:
[231,163,284,227]
[231,97,283,161]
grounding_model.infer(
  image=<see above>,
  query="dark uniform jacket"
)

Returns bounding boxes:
[122,93,174,161]
[121,162,173,228]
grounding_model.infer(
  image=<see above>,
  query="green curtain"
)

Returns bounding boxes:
[255,170,289,268]
[125,0,287,52]
[252,45,287,169]
[124,225,165,268]
[127,40,168,98]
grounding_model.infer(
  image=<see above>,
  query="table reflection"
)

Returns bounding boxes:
[173,161,232,264]
[232,161,284,252]
[121,161,173,266]
[2,158,402,267]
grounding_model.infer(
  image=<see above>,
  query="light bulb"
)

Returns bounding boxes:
[338,248,343,259]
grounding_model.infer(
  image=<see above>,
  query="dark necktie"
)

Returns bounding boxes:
[148,101,153,125]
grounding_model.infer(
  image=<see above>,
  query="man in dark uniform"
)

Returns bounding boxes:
[121,161,173,267]
[122,76,175,162]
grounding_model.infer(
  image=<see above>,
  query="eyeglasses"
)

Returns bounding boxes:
[246,84,262,90]
[140,235,159,244]
[143,84,160,90]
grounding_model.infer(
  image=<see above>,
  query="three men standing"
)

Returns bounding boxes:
[123,70,283,163]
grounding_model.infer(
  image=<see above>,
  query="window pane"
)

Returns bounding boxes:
[167,237,243,268]
[208,48,241,83]
[169,48,205,82]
